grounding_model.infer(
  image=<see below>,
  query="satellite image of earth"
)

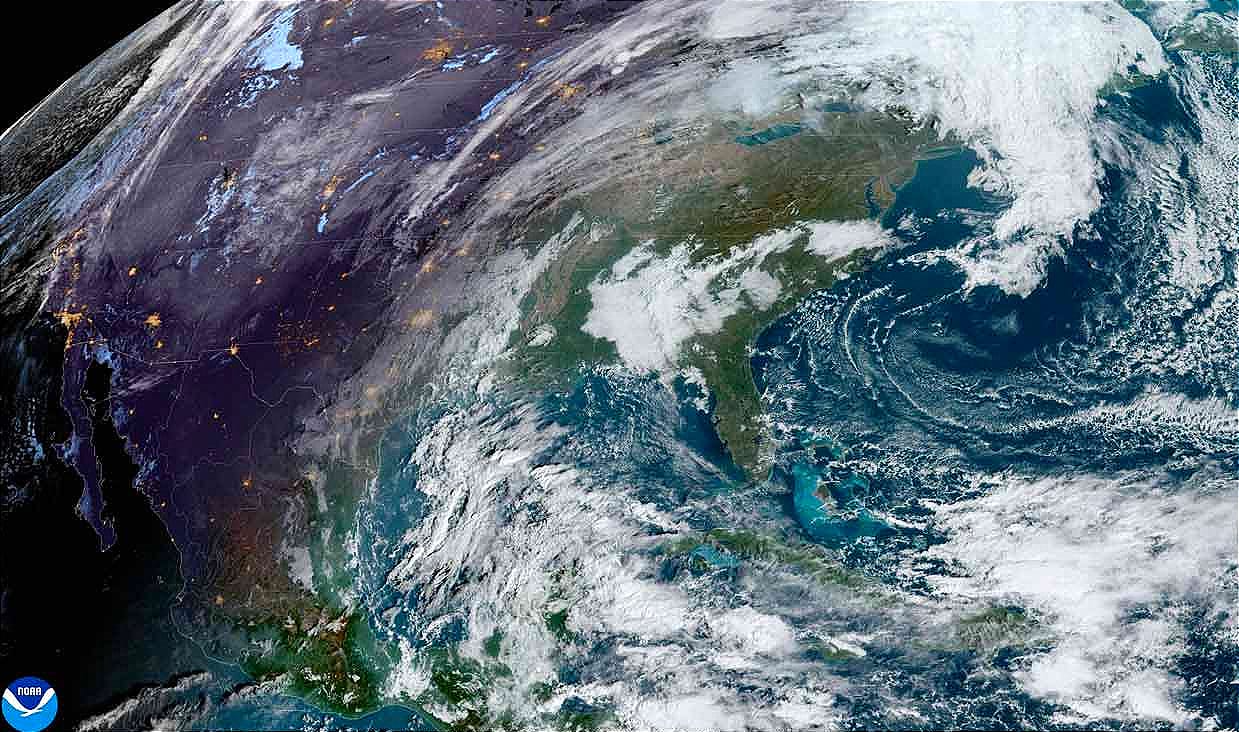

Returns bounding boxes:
[0,1,1235,730]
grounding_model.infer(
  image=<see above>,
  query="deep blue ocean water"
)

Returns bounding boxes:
[343,58,1236,731]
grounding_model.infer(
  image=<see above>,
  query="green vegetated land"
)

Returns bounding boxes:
[508,108,943,476]
[215,105,975,726]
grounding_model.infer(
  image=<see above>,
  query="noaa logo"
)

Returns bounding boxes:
[2,678,57,732]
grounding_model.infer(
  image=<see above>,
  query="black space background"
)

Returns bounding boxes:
[2,1,176,133]
[0,0,177,725]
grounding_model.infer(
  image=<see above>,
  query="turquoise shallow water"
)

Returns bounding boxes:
[5,2,1232,728]
[790,459,890,547]
[332,55,1239,728]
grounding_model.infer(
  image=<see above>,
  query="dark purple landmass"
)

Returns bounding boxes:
[40,0,639,586]
[1,0,641,723]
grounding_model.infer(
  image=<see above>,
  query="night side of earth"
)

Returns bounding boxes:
[0,1,1236,731]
